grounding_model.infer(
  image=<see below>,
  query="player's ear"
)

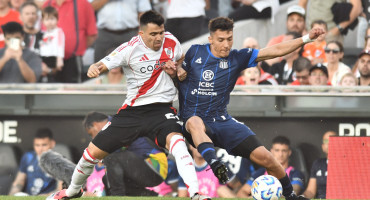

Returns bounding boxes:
[139,30,144,37]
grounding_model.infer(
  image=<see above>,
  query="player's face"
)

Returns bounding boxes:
[139,23,165,51]
[20,5,38,30]
[271,143,291,166]
[209,30,233,58]
[34,138,55,156]
[358,55,370,78]
[286,13,305,34]
[86,121,107,139]
[322,131,336,156]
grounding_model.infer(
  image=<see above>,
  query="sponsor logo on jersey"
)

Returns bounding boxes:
[219,59,228,69]
[183,60,187,66]
[139,54,149,62]
[105,57,110,61]
[140,60,165,73]
[195,57,202,64]
[202,70,214,81]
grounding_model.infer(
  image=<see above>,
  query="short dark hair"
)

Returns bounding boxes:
[20,1,39,13]
[208,17,234,33]
[272,136,290,148]
[42,6,58,19]
[35,128,54,139]
[1,22,24,36]
[286,31,302,39]
[326,40,344,52]
[139,10,164,27]
[311,19,327,30]
[293,57,312,72]
[82,111,108,130]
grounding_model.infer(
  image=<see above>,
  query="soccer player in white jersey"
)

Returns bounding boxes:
[46,10,210,200]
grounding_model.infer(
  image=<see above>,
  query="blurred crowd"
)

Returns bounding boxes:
[0,0,368,87]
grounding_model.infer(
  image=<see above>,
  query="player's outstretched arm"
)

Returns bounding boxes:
[256,27,324,62]
[87,62,108,78]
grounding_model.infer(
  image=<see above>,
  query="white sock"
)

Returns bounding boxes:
[66,148,99,196]
[169,135,199,197]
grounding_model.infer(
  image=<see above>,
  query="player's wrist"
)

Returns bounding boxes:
[302,34,314,44]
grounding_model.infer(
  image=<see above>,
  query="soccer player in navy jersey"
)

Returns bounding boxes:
[172,17,324,200]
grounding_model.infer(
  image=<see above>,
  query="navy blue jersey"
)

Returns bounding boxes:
[179,44,259,121]
[310,158,327,199]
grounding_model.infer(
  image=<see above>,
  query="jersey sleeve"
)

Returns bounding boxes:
[182,45,198,72]
[236,48,259,71]
[19,152,30,173]
[100,43,130,70]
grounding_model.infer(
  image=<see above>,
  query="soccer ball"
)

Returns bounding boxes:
[251,175,282,200]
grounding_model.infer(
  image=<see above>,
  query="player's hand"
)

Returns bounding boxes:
[177,67,187,81]
[162,60,177,78]
[87,63,103,78]
[308,27,325,40]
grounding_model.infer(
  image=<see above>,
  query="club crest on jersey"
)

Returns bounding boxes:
[164,47,173,59]
[219,59,228,69]
[202,70,214,81]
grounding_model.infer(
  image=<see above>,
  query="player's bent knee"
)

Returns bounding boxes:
[165,132,183,150]
[87,142,108,160]
[251,146,277,169]
[186,116,205,133]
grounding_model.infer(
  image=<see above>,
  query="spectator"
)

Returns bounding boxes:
[39,6,65,83]
[356,49,370,86]
[0,0,23,48]
[165,0,206,43]
[8,128,62,196]
[323,41,351,86]
[0,22,42,83]
[308,64,329,86]
[243,37,259,49]
[94,67,126,84]
[237,136,305,197]
[91,0,151,62]
[228,0,279,22]
[302,20,328,66]
[20,2,43,54]
[338,72,358,86]
[291,56,311,85]
[303,131,336,199]
[299,0,362,44]
[178,144,223,198]
[269,31,302,85]
[266,5,306,47]
[10,0,25,11]
[82,111,169,196]
[43,0,97,83]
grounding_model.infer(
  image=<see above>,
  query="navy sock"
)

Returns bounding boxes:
[279,174,293,197]
[197,142,217,165]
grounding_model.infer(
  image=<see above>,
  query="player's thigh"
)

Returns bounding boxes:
[182,117,214,148]
[210,118,258,153]
[142,104,182,148]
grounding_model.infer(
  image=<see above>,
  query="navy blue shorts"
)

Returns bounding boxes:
[182,116,260,155]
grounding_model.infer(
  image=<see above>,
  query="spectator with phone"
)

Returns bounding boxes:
[0,22,42,83]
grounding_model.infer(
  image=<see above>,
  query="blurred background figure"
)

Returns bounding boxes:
[303,131,336,199]
[228,0,279,22]
[39,6,65,83]
[291,57,312,86]
[269,31,302,85]
[165,0,206,43]
[20,2,42,54]
[355,50,370,86]
[339,72,358,86]
[43,0,97,83]
[0,22,42,83]
[308,64,329,86]
[299,0,362,44]
[8,128,62,196]
[323,41,351,86]
[0,0,23,48]
[237,136,305,197]
[302,20,327,66]
[91,0,151,62]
